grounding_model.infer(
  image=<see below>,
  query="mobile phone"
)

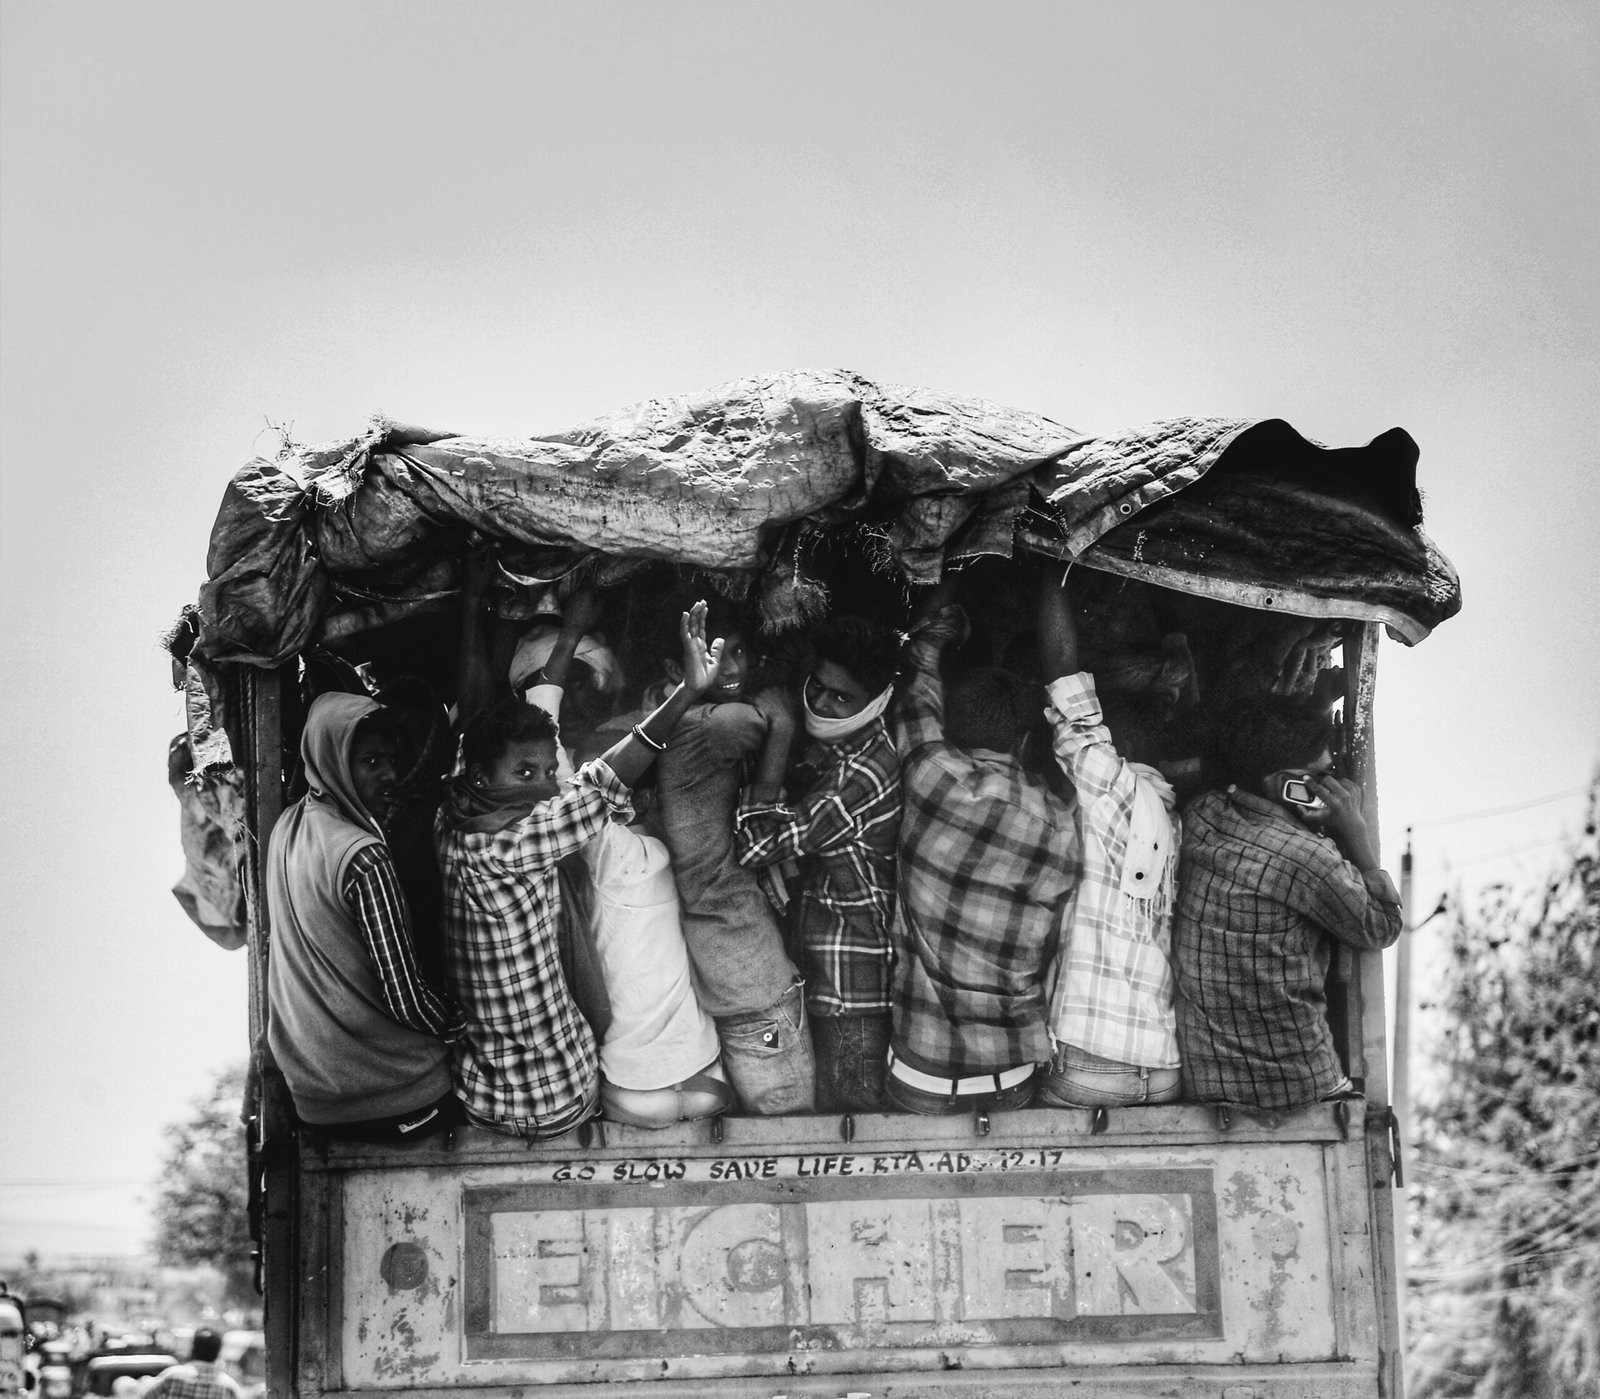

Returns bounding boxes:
[1281,776,1327,812]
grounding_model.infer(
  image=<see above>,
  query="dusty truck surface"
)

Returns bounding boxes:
[171,370,1460,1399]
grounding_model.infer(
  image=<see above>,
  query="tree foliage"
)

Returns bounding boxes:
[151,1063,253,1305]
[1408,779,1600,1399]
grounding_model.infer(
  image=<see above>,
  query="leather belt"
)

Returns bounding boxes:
[887,1049,1035,1096]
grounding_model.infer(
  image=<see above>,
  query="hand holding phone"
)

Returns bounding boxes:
[1281,775,1327,812]
[1304,773,1384,874]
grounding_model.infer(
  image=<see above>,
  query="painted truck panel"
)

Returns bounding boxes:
[293,1103,1387,1398]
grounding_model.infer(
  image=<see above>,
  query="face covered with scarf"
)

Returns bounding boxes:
[802,659,893,745]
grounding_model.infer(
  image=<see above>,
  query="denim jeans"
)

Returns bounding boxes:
[812,1012,891,1112]
[462,1081,598,1141]
[1038,1043,1181,1108]
[714,977,816,1115]
[884,1067,1036,1116]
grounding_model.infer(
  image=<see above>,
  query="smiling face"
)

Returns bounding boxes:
[474,736,562,805]
[804,659,875,724]
[705,629,751,704]
[348,723,400,831]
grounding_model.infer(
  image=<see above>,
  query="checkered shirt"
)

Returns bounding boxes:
[436,761,631,1126]
[144,1362,241,1399]
[735,720,902,1016]
[1044,674,1180,1069]
[889,638,1080,1075]
[1173,786,1403,1108]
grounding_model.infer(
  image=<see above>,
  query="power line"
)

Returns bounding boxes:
[1409,785,1591,831]
[0,1180,148,1190]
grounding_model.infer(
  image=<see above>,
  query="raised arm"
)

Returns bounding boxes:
[535,588,603,691]
[1036,567,1081,681]
[455,542,516,726]
[596,601,725,789]
[894,582,966,754]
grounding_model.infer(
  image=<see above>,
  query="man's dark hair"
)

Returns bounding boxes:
[946,667,1037,753]
[702,593,754,644]
[350,708,400,753]
[190,1329,222,1364]
[1222,696,1335,790]
[461,698,559,772]
[810,615,902,695]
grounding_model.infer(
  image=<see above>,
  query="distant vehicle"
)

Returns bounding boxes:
[0,1294,27,1399]
[19,1304,67,1348]
[79,1355,177,1398]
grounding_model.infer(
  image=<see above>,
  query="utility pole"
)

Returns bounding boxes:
[1393,827,1414,1355]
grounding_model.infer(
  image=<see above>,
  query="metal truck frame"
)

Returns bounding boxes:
[233,615,1403,1399]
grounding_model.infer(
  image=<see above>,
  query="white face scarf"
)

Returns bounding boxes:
[804,682,894,743]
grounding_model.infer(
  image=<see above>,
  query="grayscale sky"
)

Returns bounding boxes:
[2,1,1595,1259]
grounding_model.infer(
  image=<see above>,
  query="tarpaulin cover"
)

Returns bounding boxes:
[168,735,247,952]
[190,369,1460,668]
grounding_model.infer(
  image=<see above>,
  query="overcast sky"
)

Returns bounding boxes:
[2,1,1595,1260]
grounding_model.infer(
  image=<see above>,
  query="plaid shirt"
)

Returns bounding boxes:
[735,720,901,1016]
[1044,674,1180,1069]
[345,845,464,1040]
[1173,786,1403,1108]
[145,1362,241,1399]
[890,636,1080,1075]
[436,761,631,1126]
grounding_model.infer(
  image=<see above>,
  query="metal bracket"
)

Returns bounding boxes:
[840,1112,856,1143]
[1365,1105,1404,1187]
[1091,1106,1110,1136]
[711,1113,725,1145]
[973,1110,991,1137]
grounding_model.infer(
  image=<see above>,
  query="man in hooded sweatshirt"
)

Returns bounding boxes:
[266,692,466,1142]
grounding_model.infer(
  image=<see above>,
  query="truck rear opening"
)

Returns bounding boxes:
[172,374,1456,1398]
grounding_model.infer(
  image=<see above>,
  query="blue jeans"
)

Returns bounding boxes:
[715,978,816,1115]
[1038,1043,1181,1108]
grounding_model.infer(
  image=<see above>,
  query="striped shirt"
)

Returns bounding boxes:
[436,761,631,1127]
[890,634,1080,1075]
[735,720,902,1016]
[1044,674,1180,1069]
[344,845,463,1040]
[1173,787,1402,1108]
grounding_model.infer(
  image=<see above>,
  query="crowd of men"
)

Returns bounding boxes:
[262,557,1403,1143]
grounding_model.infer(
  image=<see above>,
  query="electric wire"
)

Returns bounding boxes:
[1409,784,1591,830]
